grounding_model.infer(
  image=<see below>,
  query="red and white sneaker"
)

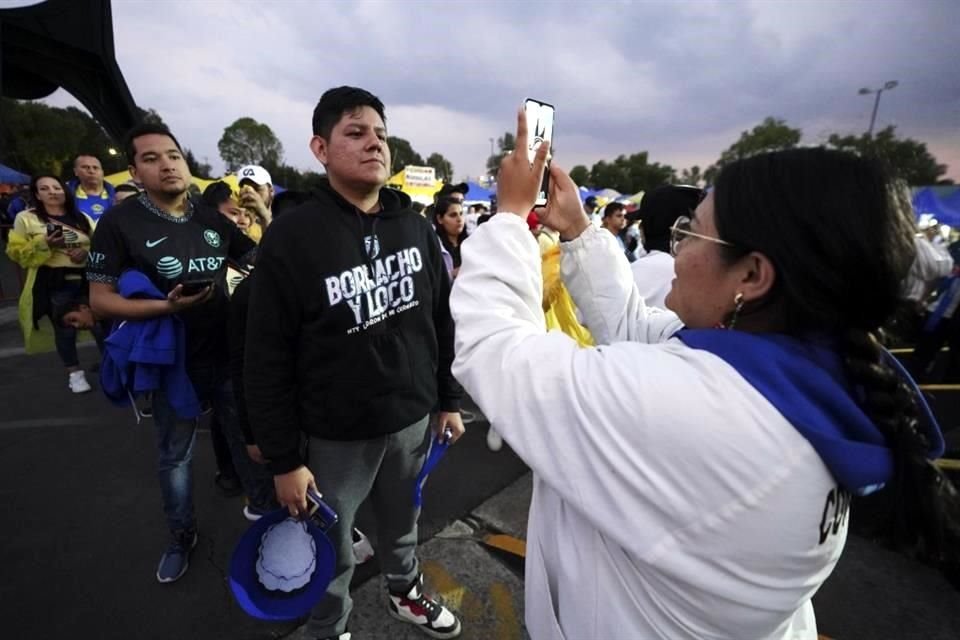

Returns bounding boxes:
[387,574,462,639]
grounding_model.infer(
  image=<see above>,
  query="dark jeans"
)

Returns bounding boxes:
[209,413,238,480]
[194,365,275,502]
[49,280,104,368]
[152,363,276,534]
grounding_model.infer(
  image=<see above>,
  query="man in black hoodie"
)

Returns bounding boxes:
[244,87,464,640]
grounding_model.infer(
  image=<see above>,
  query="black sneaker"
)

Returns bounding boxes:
[387,574,461,639]
[156,528,198,583]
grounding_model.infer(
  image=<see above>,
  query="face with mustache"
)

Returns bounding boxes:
[310,106,391,193]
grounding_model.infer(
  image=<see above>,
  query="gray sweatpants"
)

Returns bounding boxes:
[305,415,432,637]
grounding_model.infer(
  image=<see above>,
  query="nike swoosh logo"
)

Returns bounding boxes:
[146,237,168,248]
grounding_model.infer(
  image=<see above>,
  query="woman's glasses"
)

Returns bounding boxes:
[669,215,734,256]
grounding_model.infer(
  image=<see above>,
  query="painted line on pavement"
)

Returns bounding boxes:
[421,558,522,638]
[0,417,105,431]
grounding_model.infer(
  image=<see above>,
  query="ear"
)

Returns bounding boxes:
[128,164,139,182]
[737,251,777,302]
[309,136,328,165]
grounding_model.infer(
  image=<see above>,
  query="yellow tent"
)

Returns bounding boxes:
[387,166,444,204]
[105,171,240,194]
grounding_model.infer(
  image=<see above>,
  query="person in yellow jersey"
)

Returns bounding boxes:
[69,154,115,222]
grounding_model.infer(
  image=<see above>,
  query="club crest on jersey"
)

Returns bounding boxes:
[364,235,380,259]
[157,256,184,279]
[204,229,222,248]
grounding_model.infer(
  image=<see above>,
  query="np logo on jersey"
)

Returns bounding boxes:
[146,237,168,248]
[157,256,184,279]
[364,235,381,259]
[92,204,104,214]
[204,229,222,248]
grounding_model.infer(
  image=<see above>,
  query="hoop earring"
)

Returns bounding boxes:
[726,292,745,330]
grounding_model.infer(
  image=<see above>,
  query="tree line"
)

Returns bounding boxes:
[0,100,456,192]
[1,100,952,194]
[486,116,953,195]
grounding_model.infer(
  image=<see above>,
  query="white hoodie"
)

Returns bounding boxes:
[451,214,847,640]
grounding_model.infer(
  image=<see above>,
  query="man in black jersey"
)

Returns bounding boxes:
[87,123,259,584]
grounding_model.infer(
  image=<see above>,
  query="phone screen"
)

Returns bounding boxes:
[524,99,555,207]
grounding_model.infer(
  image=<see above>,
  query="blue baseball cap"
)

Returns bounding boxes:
[229,508,337,621]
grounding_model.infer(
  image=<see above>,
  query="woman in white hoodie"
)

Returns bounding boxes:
[450,111,958,639]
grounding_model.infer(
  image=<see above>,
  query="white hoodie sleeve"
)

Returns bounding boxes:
[452,215,716,541]
[560,225,682,344]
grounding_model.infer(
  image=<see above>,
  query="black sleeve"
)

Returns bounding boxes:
[244,219,305,474]
[229,277,255,445]
[86,211,129,285]
[427,227,463,412]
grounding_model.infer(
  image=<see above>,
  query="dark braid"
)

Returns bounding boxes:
[841,329,960,585]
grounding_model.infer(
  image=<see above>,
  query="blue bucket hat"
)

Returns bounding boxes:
[229,498,338,621]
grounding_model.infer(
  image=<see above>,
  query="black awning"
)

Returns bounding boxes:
[0,0,138,141]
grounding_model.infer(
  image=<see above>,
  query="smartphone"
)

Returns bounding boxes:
[180,278,215,296]
[306,487,339,530]
[523,98,555,207]
[46,223,63,236]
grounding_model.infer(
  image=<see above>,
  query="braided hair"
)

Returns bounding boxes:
[713,148,960,581]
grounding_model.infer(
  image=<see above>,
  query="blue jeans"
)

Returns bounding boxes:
[151,388,200,534]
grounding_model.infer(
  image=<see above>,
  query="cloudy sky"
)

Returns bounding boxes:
[40,0,960,182]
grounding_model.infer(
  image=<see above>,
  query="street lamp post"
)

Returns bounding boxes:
[858,80,898,137]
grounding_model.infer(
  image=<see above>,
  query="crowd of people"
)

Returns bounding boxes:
[2,85,959,640]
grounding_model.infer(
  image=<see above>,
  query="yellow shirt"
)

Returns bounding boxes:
[8,209,95,269]
[245,221,263,244]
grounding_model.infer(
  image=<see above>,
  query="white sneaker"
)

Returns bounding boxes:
[486,427,503,452]
[387,574,461,639]
[68,370,92,394]
[352,528,374,564]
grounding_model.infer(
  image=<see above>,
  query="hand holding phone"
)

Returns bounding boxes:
[306,487,339,530]
[45,223,66,247]
[524,98,555,207]
[179,278,216,296]
[496,104,553,218]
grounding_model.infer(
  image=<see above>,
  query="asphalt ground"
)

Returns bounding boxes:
[0,336,528,639]
[3,245,960,639]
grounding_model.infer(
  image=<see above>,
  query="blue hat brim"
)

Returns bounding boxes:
[229,508,336,621]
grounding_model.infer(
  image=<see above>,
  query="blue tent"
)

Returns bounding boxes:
[912,187,960,228]
[0,163,30,185]
[578,186,600,202]
[464,181,493,202]
[942,187,960,213]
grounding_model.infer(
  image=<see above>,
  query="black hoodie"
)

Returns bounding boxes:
[244,181,463,474]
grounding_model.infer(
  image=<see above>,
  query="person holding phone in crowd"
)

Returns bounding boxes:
[87,122,258,585]
[450,109,958,639]
[6,175,100,393]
